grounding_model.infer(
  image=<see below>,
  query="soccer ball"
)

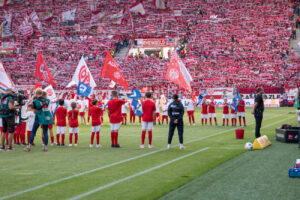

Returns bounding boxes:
[244,142,253,151]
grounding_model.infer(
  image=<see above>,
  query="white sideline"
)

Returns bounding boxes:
[0,114,291,200]
[68,147,210,200]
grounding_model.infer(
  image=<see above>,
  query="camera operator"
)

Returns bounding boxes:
[0,88,19,151]
[24,89,54,152]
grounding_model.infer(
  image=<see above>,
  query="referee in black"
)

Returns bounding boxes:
[167,94,185,149]
[252,87,264,138]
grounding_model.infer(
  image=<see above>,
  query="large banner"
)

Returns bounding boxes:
[239,87,283,94]
[135,38,176,48]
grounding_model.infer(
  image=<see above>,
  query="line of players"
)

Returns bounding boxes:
[0,90,247,150]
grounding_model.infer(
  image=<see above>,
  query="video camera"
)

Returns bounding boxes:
[12,90,27,106]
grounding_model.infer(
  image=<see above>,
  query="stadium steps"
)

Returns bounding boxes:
[115,45,131,58]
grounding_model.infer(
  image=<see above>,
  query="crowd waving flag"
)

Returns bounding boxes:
[67,56,96,88]
[165,51,193,92]
[101,51,129,90]
[0,61,14,93]
[35,51,57,88]
[154,0,166,9]
[19,15,33,38]
[130,1,146,18]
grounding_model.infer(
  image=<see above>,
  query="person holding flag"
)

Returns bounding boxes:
[140,92,156,148]
[107,91,126,148]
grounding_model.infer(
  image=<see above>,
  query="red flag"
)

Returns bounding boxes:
[35,51,57,88]
[165,52,193,92]
[34,82,42,89]
[101,51,129,90]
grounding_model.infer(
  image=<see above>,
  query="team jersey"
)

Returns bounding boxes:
[68,110,79,127]
[162,104,168,116]
[202,102,208,114]
[107,99,126,123]
[231,106,237,114]
[208,102,215,113]
[121,103,128,114]
[77,100,87,112]
[223,103,229,114]
[90,106,102,126]
[65,99,76,112]
[186,99,195,111]
[237,100,245,112]
[56,106,67,126]
[142,99,156,122]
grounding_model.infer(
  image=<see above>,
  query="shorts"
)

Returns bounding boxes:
[237,112,245,117]
[201,114,207,119]
[223,114,229,119]
[69,127,79,134]
[110,123,121,131]
[57,126,66,134]
[231,114,236,119]
[142,122,153,130]
[209,113,216,118]
[79,112,85,117]
[2,116,15,134]
[92,125,101,132]
[187,111,194,116]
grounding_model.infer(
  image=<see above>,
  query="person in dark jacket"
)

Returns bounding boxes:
[252,87,264,138]
[167,94,185,149]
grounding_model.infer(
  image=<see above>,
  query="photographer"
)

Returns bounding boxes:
[24,89,54,152]
[0,88,19,151]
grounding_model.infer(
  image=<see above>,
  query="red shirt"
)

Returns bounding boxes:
[142,99,156,122]
[90,106,102,126]
[56,106,67,126]
[237,100,245,112]
[68,110,79,127]
[108,99,126,123]
[208,102,215,113]
[223,104,229,114]
[231,107,237,114]
[201,103,208,114]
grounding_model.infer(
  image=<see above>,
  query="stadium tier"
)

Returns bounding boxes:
[0,0,299,91]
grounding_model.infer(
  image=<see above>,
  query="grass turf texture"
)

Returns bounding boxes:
[0,107,297,200]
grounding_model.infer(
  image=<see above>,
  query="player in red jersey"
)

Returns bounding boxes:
[55,99,67,146]
[89,99,102,148]
[86,95,94,125]
[141,92,156,148]
[230,102,237,126]
[201,98,208,125]
[107,91,126,148]
[237,95,246,126]
[68,102,79,147]
[208,97,217,126]
[222,99,229,126]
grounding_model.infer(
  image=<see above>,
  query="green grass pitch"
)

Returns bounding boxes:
[0,107,297,200]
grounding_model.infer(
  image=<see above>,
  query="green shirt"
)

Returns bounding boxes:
[33,98,54,125]
[0,96,14,118]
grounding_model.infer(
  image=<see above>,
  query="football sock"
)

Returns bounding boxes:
[75,133,78,144]
[148,131,152,145]
[96,132,100,145]
[141,130,146,145]
[91,132,95,145]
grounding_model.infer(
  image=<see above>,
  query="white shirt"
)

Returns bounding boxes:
[162,105,168,116]
[121,103,127,114]
[155,100,160,113]
[26,111,35,131]
[77,100,87,112]
[186,99,195,111]
[65,99,76,112]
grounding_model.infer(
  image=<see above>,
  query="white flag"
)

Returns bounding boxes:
[1,13,12,38]
[67,57,96,88]
[0,61,14,92]
[43,85,56,100]
[62,9,76,26]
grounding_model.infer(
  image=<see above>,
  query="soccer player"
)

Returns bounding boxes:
[208,97,217,126]
[68,102,79,147]
[222,99,229,126]
[201,98,208,125]
[230,103,237,127]
[77,96,87,125]
[129,101,136,125]
[89,99,102,148]
[86,94,94,125]
[141,92,156,148]
[121,100,128,125]
[186,96,195,126]
[155,99,161,125]
[237,95,246,126]
[107,91,126,148]
[161,101,168,125]
[55,99,67,146]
